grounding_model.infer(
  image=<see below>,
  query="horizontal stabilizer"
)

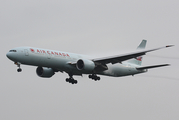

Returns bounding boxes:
[136,64,170,70]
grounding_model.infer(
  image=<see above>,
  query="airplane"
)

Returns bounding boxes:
[6,40,173,84]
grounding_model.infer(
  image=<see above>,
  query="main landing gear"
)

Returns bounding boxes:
[89,74,100,81]
[66,74,78,84]
[15,62,22,72]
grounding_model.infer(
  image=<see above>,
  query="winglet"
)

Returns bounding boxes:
[166,45,174,48]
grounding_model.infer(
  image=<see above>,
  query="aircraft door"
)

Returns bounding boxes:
[47,53,51,59]
[24,49,29,56]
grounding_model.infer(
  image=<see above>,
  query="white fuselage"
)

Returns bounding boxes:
[6,47,146,77]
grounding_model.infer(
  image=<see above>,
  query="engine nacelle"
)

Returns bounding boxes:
[36,67,55,78]
[76,59,95,73]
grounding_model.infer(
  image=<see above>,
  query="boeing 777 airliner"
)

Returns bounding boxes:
[6,40,173,84]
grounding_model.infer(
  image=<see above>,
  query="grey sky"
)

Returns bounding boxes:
[1,0,179,120]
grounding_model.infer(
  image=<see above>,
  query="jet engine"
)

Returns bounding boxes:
[76,59,95,73]
[36,67,55,78]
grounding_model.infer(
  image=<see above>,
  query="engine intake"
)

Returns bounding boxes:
[36,67,55,78]
[76,59,95,73]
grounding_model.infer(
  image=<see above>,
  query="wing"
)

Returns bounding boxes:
[92,45,174,64]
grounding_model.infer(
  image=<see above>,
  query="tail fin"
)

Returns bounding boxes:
[126,40,147,66]
[137,40,147,50]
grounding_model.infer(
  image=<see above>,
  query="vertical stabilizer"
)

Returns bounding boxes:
[137,40,147,50]
[126,40,147,66]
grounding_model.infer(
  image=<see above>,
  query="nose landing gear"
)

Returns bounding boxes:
[17,68,22,72]
[15,62,22,72]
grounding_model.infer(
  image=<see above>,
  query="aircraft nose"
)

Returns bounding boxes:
[6,52,15,61]
[6,52,11,59]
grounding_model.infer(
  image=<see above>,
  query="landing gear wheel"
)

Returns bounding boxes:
[17,68,22,72]
[15,62,22,72]
[66,78,69,82]
[89,74,100,81]
[89,75,92,78]
[74,80,78,84]
[66,74,78,84]
[70,80,78,84]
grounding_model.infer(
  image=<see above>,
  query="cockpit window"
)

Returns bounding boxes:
[9,50,17,52]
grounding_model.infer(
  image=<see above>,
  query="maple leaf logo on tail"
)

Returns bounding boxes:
[125,40,146,66]
[136,56,142,61]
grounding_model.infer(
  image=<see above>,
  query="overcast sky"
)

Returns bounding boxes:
[1,0,179,120]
